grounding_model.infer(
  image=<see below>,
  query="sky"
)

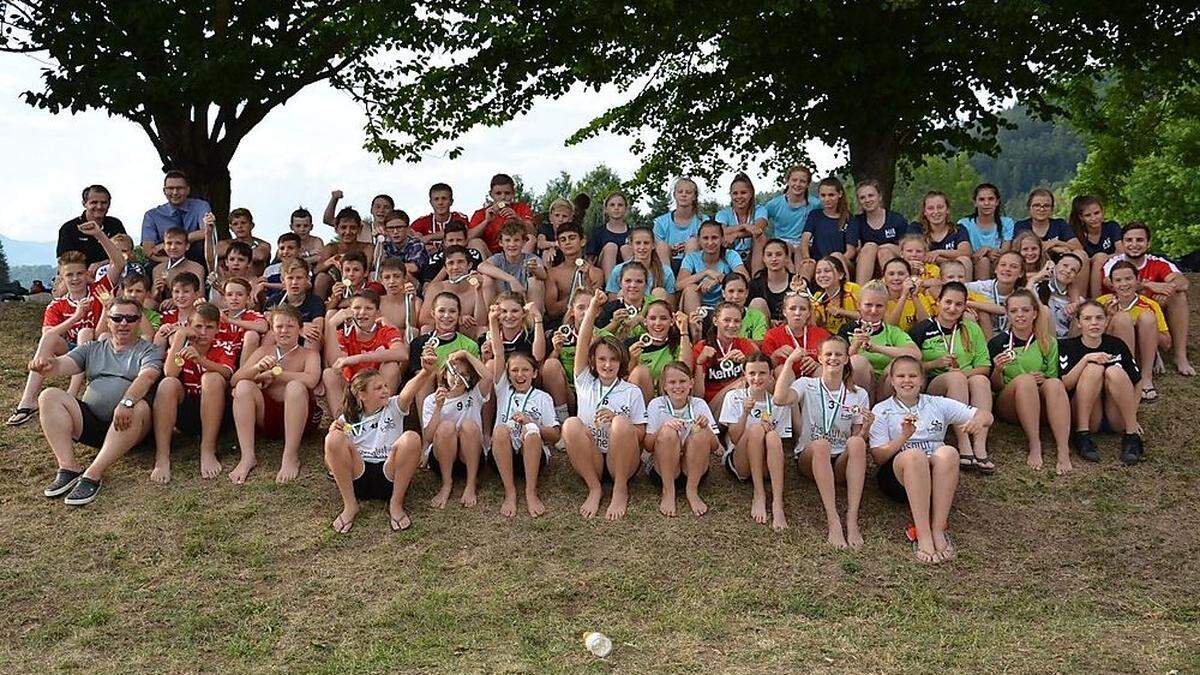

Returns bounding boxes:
[0,52,838,252]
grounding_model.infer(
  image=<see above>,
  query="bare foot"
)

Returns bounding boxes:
[846,523,864,549]
[1176,357,1195,376]
[827,525,849,549]
[499,493,517,518]
[1026,450,1044,471]
[579,488,602,519]
[331,504,359,534]
[460,485,478,508]
[685,488,708,517]
[430,484,452,509]
[605,485,629,521]
[228,457,257,485]
[149,463,171,485]
[388,506,411,531]
[200,452,224,479]
[933,531,956,562]
[750,491,768,524]
[913,543,937,564]
[771,502,788,531]
[275,456,300,484]
[525,493,546,518]
[1056,457,1073,476]
[659,489,677,517]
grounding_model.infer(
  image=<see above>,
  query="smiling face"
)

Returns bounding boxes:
[1006,295,1037,333]
[1122,228,1149,258]
[883,261,909,292]
[900,239,926,265]
[433,297,459,332]
[922,195,949,227]
[163,232,188,260]
[444,252,469,279]
[172,282,197,310]
[60,262,88,294]
[722,277,748,306]
[744,361,771,391]
[361,375,392,412]
[568,293,591,327]
[620,267,647,300]
[223,282,248,311]
[730,182,752,210]
[818,338,848,372]
[277,239,299,261]
[1110,267,1139,297]
[83,189,110,221]
[785,169,811,199]
[1018,237,1041,265]
[107,301,140,342]
[994,252,1023,283]
[698,224,722,254]
[662,367,692,400]
[498,298,523,329]
[350,296,379,325]
[163,176,189,206]
[1054,256,1081,286]
[500,232,524,258]
[548,207,573,227]
[593,342,621,381]
[937,288,966,324]
[889,358,924,396]
[335,219,361,242]
[715,306,741,338]
[858,290,887,323]
[506,354,535,389]
[814,259,840,290]
[1027,192,1053,220]
[644,303,672,337]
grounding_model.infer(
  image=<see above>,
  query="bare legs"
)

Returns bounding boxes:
[652,427,715,517]
[892,446,959,563]
[797,438,867,548]
[996,374,1072,474]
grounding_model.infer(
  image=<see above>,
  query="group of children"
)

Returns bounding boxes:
[13,169,1191,565]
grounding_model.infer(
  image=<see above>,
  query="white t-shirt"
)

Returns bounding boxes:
[790,377,871,454]
[966,279,1010,332]
[338,395,410,464]
[646,395,719,444]
[718,388,793,439]
[421,385,489,435]
[869,394,976,456]
[575,369,647,453]
[495,374,558,449]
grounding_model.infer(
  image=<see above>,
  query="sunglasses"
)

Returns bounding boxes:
[110,314,140,324]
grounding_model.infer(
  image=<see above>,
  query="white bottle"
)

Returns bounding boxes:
[583,632,612,658]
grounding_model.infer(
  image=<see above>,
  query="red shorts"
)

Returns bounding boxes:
[258,391,321,439]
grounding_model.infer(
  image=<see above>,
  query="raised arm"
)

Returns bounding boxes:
[772,351,802,405]
[574,288,607,378]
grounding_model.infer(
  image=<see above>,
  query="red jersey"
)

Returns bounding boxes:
[469,202,535,252]
[693,337,759,400]
[217,309,265,343]
[340,279,386,297]
[1102,254,1180,291]
[178,342,237,396]
[761,324,832,375]
[42,276,114,343]
[160,307,190,326]
[337,323,402,380]
[412,211,470,237]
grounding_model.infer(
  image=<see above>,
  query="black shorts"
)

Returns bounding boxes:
[177,395,203,435]
[876,453,907,503]
[486,443,549,473]
[644,455,708,488]
[427,452,470,479]
[75,400,110,449]
[353,461,393,501]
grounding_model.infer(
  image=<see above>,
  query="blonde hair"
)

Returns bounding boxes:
[548,198,575,216]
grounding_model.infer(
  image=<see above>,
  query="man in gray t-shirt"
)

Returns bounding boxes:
[28,297,163,506]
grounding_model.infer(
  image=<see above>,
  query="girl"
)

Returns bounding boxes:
[764,165,820,270]
[811,256,860,334]
[987,290,1072,474]
[881,258,931,331]
[762,292,830,377]
[1069,195,1124,297]
[957,183,1015,281]
[562,289,647,521]
[749,238,797,323]
[678,220,748,315]
[916,191,972,278]
[588,191,633,280]
[696,272,768,342]
[1029,252,1085,338]
[965,250,1025,336]
[599,262,651,334]
[775,337,872,548]
[868,356,992,564]
[480,292,546,364]
[693,302,758,415]
[606,226,676,303]
[218,277,269,365]
[843,281,921,400]
[716,173,769,273]
[627,301,692,401]
[644,361,721,517]
[324,368,426,533]
[488,327,561,518]
[1014,188,1081,258]
[1097,261,1170,402]
[908,283,994,473]
[799,177,856,279]
[719,353,792,530]
[1012,230,1048,277]
[1058,301,1146,465]
[851,179,911,286]
[541,290,595,416]
[653,177,706,265]
[421,348,494,509]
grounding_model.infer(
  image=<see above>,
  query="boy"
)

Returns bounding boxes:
[8,220,125,427]
[545,222,605,319]
[209,241,256,309]
[151,227,206,307]
[118,273,163,341]
[91,233,148,284]
[378,258,421,339]
[314,207,374,298]
[230,303,323,484]
[218,207,272,275]
[216,277,269,364]
[262,232,303,306]
[266,259,326,352]
[154,272,203,349]
[322,291,406,418]
[468,173,535,254]
[325,250,385,315]
[421,221,484,283]
[419,246,490,337]
[535,197,575,263]
[378,213,428,278]
[153,302,237,482]
[289,207,325,267]
[411,183,470,254]
[477,220,546,309]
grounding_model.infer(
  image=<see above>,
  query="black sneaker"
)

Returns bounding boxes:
[63,476,102,506]
[43,469,82,498]
[1071,430,1101,462]
[1120,434,1144,465]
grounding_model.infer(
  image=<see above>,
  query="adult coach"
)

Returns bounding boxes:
[31,297,163,506]
[56,185,126,267]
[141,170,212,265]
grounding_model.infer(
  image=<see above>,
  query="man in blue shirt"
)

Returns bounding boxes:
[141,170,212,265]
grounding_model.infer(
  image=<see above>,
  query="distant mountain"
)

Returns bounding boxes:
[0,233,57,266]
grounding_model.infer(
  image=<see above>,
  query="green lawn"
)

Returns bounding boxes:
[1,300,1198,673]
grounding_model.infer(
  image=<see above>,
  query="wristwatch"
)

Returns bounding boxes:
[121,398,135,408]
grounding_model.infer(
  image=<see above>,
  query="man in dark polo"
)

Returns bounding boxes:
[56,185,127,267]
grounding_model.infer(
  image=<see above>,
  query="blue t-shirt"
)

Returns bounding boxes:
[680,249,744,306]
[715,205,768,256]
[926,226,970,252]
[804,210,859,260]
[652,211,706,260]
[606,261,677,295]
[1014,218,1076,242]
[1080,220,1123,257]
[853,211,912,246]
[765,194,821,242]
[958,216,1015,251]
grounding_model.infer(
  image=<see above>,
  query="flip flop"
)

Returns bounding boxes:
[331,514,354,534]
[1141,385,1158,403]
[959,453,977,471]
[6,407,36,426]
[389,512,412,531]
[974,456,996,475]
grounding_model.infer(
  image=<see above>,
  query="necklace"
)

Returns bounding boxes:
[596,377,620,408]
[818,379,847,436]
[934,320,958,358]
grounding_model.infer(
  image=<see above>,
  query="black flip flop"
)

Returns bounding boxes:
[959,453,977,471]
[5,407,36,426]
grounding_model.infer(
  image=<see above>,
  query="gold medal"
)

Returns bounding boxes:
[467,276,480,288]
[271,365,283,376]
[173,355,185,367]
[97,290,112,302]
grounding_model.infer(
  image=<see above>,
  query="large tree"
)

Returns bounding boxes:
[1,1,427,231]
[358,0,1196,205]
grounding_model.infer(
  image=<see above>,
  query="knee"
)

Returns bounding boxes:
[459,420,481,437]
[435,419,457,438]
[233,379,256,398]
[602,242,618,256]
[563,417,585,438]
[845,436,867,458]
[1108,312,1132,331]
[37,387,68,408]
[285,379,308,398]
[610,416,634,437]
[1081,363,1105,382]
[1012,373,1038,393]
[808,439,832,459]
[323,431,349,457]
[200,371,225,391]
[932,444,959,468]
[1103,364,1128,385]
[160,376,183,396]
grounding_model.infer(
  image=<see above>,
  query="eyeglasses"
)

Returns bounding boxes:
[109,314,140,324]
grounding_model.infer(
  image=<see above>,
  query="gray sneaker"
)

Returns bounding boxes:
[43,469,82,498]
[63,476,102,506]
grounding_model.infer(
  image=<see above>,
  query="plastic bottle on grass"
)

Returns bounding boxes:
[583,632,612,658]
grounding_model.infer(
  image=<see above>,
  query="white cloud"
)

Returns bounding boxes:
[0,53,838,246]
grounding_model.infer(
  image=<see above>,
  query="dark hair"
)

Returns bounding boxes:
[442,244,470,261]
[163,170,188,185]
[172,271,201,292]
[334,207,362,226]
[429,182,453,197]
[628,226,667,289]
[229,207,253,222]
[385,210,411,226]
[277,232,302,246]
[971,183,1004,221]
[1068,195,1102,241]
[816,177,850,229]
[443,221,468,237]
[1107,260,1138,280]
[433,291,461,312]
[704,301,746,345]
[698,219,729,260]
[164,226,189,241]
[490,173,516,189]
[192,301,221,323]
[121,272,148,290]
[351,289,381,308]
[556,221,584,238]
[722,271,749,290]
[743,351,773,370]
[109,296,142,315]
[938,281,968,301]
[341,250,369,269]
[618,260,649,283]
[1122,222,1151,239]
[81,184,110,201]
[890,354,924,377]
[225,240,254,262]
[290,207,313,223]
[270,302,302,325]
[372,194,395,209]
[643,299,682,353]
[588,334,631,379]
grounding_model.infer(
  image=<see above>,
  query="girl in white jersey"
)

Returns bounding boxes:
[774,336,872,549]
[488,325,561,519]
[719,353,793,530]
[562,289,648,521]
[421,348,494,510]
[324,366,429,534]
[644,361,720,518]
[868,356,992,564]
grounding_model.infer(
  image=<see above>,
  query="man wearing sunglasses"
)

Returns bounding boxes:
[28,297,164,506]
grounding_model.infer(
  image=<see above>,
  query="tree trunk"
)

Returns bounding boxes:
[847,129,901,209]
[155,154,233,239]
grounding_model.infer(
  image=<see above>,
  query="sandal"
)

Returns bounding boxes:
[6,407,36,426]
[959,453,977,471]
[389,512,412,532]
[974,455,996,475]
[331,514,354,534]
[1141,385,1159,403]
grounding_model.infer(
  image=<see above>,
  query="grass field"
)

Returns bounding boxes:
[1,299,1198,673]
